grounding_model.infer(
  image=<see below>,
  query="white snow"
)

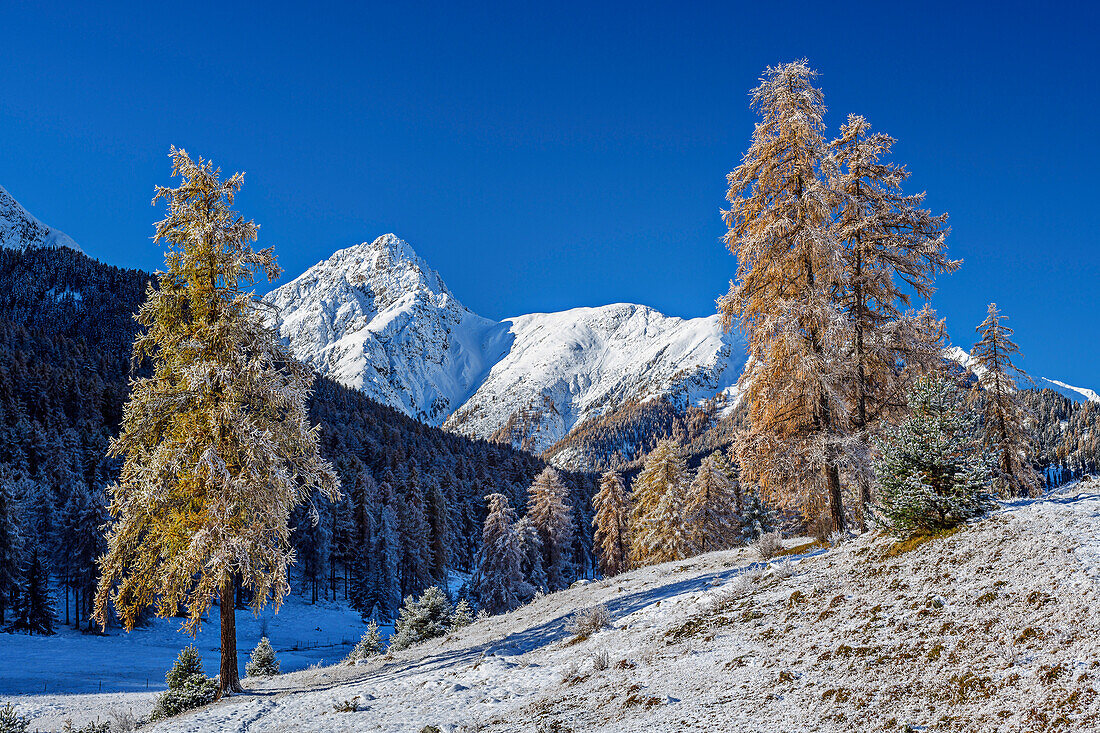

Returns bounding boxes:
[1042,377,1100,403]
[265,235,747,452]
[17,480,1100,731]
[0,184,83,253]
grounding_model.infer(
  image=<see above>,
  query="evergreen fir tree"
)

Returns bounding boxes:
[874,375,994,535]
[93,148,340,697]
[0,702,30,733]
[0,472,21,626]
[388,585,452,651]
[151,645,218,720]
[592,470,629,577]
[718,60,850,532]
[629,439,691,566]
[8,542,54,635]
[396,486,433,598]
[425,481,451,585]
[346,619,384,663]
[969,303,1043,497]
[686,453,740,553]
[525,467,574,591]
[450,598,474,630]
[244,636,280,677]
[472,493,525,615]
[738,487,777,543]
[514,515,546,597]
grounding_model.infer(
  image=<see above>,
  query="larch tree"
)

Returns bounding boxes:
[827,114,957,526]
[526,466,574,591]
[969,303,1043,497]
[93,148,340,697]
[719,60,850,531]
[592,470,629,577]
[629,439,691,566]
[685,452,740,553]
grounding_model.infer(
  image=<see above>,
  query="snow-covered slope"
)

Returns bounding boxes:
[266,235,746,451]
[0,184,83,252]
[946,346,1099,404]
[22,480,1100,731]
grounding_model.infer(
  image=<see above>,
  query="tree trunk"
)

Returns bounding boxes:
[826,463,845,535]
[218,573,243,697]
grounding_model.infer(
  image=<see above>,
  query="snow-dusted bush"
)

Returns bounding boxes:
[245,636,280,677]
[346,620,385,664]
[389,586,452,651]
[875,375,994,535]
[61,721,111,733]
[566,604,610,641]
[150,645,217,720]
[739,489,776,543]
[591,649,610,671]
[0,704,29,733]
[450,598,474,631]
[753,531,783,560]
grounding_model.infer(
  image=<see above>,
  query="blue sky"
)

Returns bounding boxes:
[2,2,1097,387]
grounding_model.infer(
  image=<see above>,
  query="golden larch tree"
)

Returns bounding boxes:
[719,60,850,531]
[592,470,630,577]
[94,148,340,697]
[969,303,1042,497]
[629,439,691,566]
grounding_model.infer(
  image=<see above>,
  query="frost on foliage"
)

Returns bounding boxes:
[526,467,575,591]
[0,703,30,733]
[473,493,527,614]
[738,486,777,543]
[150,645,217,720]
[389,585,452,652]
[94,148,340,646]
[244,636,280,677]
[346,619,384,664]
[686,452,740,553]
[630,439,692,567]
[592,470,630,577]
[969,303,1043,498]
[874,375,994,535]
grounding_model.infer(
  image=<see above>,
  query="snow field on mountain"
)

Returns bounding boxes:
[14,479,1097,732]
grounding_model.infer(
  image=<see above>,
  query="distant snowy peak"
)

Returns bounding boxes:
[945,346,1098,404]
[1042,378,1100,403]
[265,234,512,425]
[444,304,746,454]
[267,234,748,452]
[0,185,82,253]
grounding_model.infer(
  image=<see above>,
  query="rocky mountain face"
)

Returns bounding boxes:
[0,185,82,252]
[265,234,747,455]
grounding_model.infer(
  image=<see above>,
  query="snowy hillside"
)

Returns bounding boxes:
[266,235,746,451]
[19,479,1100,731]
[0,184,83,252]
[1042,377,1100,403]
[946,345,1099,404]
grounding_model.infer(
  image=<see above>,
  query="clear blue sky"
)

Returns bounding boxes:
[2,2,1097,386]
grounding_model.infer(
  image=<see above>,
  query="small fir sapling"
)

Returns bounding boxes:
[245,636,280,677]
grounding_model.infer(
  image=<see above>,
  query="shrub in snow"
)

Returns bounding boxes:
[450,598,474,631]
[874,375,994,535]
[389,586,452,651]
[61,722,111,733]
[0,703,29,733]
[150,645,218,720]
[245,636,280,677]
[346,620,385,664]
[753,531,783,560]
[566,604,611,641]
[591,649,610,671]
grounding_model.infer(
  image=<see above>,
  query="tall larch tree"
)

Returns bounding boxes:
[592,470,629,577]
[685,452,740,553]
[827,114,957,525]
[93,148,340,697]
[969,303,1042,497]
[718,60,850,531]
[629,439,690,566]
[526,467,574,591]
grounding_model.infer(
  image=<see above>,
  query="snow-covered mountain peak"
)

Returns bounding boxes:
[0,185,83,253]
[267,234,748,452]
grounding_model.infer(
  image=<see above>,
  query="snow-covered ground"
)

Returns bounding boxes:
[1,592,370,730]
[11,479,1100,732]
